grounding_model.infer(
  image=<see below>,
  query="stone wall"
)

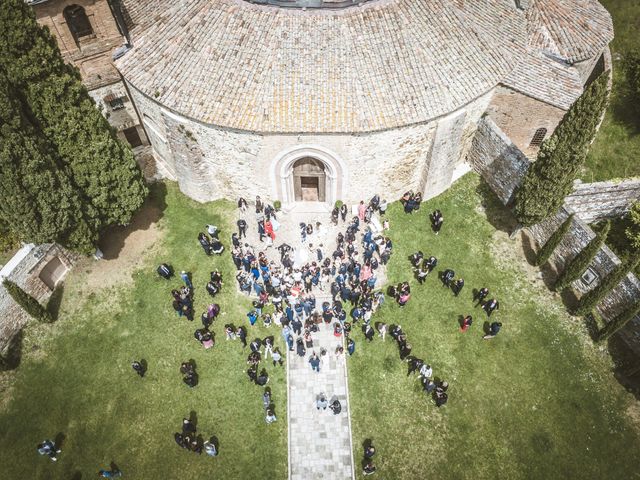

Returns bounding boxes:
[128,83,492,205]
[486,85,567,157]
[467,116,531,205]
[33,0,124,89]
[527,208,640,353]
[0,245,76,353]
[564,179,640,223]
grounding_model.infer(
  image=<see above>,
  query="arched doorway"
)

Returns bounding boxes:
[292,158,326,202]
[271,145,347,207]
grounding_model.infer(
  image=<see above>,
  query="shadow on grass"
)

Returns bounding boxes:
[607,334,640,401]
[474,180,518,234]
[98,182,168,260]
[0,330,23,371]
[608,72,640,135]
[46,283,65,321]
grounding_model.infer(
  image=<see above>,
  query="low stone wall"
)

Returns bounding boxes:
[564,178,640,223]
[466,116,530,205]
[467,119,640,353]
[527,207,640,352]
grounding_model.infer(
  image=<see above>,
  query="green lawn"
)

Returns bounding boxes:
[582,0,640,181]
[347,174,640,479]
[1,175,639,480]
[0,184,288,479]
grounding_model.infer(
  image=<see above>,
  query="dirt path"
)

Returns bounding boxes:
[77,201,165,291]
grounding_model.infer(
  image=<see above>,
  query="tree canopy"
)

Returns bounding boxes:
[514,72,610,226]
[0,0,147,253]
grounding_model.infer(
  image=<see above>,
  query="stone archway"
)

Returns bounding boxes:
[271,145,347,207]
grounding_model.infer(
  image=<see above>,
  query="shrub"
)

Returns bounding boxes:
[555,221,609,291]
[335,200,344,209]
[625,201,640,250]
[2,279,52,323]
[597,301,640,343]
[273,200,282,211]
[535,214,573,267]
[575,253,640,316]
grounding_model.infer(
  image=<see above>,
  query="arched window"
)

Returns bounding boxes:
[64,5,94,44]
[529,128,547,147]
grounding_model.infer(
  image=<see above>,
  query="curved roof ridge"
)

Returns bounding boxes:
[117,0,527,133]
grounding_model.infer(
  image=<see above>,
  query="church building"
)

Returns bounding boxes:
[29,0,614,208]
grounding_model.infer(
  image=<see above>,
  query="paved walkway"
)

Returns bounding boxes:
[232,201,388,480]
[287,300,355,480]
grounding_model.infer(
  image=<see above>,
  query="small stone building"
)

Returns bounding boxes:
[0,244,75,353]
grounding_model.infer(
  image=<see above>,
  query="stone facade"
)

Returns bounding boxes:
[564,179,640,223]
[0,244,76,353]
[467,117,531,205]
[486,85,567,157]
[32,0,123,90]
[88,81,147,147]
[129,83,492,205]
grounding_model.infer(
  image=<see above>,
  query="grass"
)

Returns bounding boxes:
[347,174,640,479]
[0,184,288,479]
[1,175,639,480]
[582,0,640,182]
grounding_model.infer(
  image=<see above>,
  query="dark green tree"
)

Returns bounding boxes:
[575,253,640,316]
[0,1,147,253]
[2,279,52,323]
[597,301,640,343]
[625,50,640,101]
[514,72,610,226]
[555,221,610,291]
[626,201,640,250]
[535,214,573,267]
[0,73,94,249]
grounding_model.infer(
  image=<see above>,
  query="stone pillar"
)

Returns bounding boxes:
[422,109,467,200]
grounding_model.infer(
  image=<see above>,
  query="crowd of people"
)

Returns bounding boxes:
[36,188,507,477]
[173,416,218,457]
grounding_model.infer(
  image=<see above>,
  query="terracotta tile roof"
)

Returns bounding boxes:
[116,0,525,133]
[527,0,613,64]
[503,50,583,109]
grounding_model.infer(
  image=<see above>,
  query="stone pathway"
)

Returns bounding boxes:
[287,299,355,480]
[231,201,390,480]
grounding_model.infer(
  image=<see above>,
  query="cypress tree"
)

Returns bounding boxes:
[0,73,95,250]
[535,214,573,267]
[514,72,610,226]
[0,1,147,253]
[2,279,52,323]
[555,221,610,291]
[596,301,640,343]
[575,253,640,316]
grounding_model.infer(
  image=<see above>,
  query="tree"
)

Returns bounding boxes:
[596,301,640,343]
[534,214,573,267]
[2,279,52,323]
[626,201,640,250]
[0,73,91,249]
[0,1,147,253]
[514,72,610,226]
[625,50,640,101]
[555,221,610,291]
[575,253,640,316]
